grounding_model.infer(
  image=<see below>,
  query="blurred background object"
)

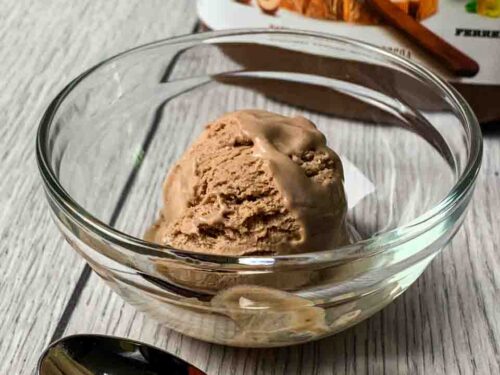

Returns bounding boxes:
[198,0,500,124]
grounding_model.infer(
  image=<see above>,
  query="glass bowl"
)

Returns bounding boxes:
[36,29,482,347]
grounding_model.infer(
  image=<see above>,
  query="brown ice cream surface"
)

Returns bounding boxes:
[149,109,349,255]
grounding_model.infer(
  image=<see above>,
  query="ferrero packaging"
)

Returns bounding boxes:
[198,0,500,123]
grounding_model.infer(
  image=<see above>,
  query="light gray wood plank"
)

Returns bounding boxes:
[59,46,500,375]
[0,1,198,374]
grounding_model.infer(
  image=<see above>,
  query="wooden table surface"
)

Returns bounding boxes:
[1,1,499,374]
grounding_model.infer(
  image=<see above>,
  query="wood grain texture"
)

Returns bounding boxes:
[1,2,499,375]
[0,1,197,374]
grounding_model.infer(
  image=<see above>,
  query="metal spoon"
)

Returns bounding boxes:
[37,334,206,375]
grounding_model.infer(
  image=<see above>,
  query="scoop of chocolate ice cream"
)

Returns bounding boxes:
[150,109,348,255]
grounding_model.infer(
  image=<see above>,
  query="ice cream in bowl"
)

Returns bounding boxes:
[37,29,482,347]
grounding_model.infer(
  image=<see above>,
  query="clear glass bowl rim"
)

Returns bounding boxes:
[36,28,483,269]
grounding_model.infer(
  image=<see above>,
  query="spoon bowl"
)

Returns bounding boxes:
[37,334,206,375]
